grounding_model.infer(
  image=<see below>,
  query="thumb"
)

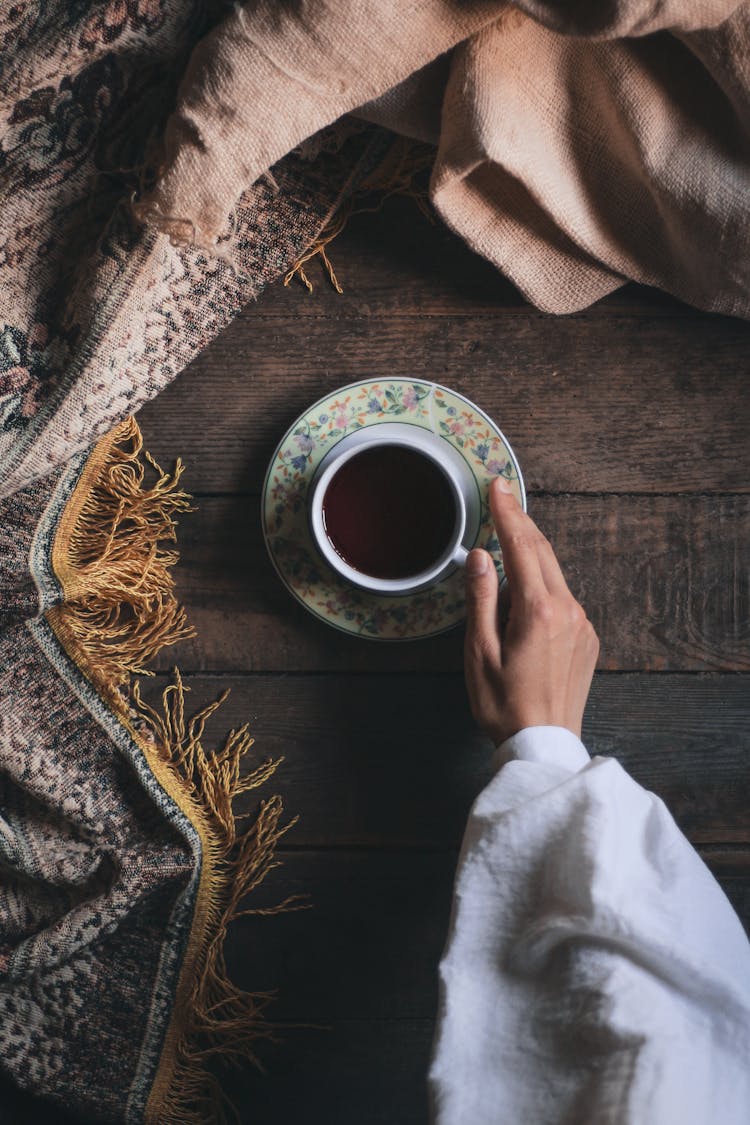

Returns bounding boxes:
[464,549,501,674]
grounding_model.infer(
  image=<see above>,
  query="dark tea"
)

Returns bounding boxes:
[321,444,457,579]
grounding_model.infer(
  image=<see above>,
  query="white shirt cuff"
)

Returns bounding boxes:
[492,725,591,774]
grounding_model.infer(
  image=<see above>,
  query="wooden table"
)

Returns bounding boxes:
[136,195,750,1122]
[12,194,746,1125]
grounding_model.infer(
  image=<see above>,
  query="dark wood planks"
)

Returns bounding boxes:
[129,192,750,1125]
[150,494,750,673]
[223,851,750,1125]
[139,673,750,852]
[224,1019,436,1125]
[138,308,750,496]
[224,852,750,1024]
[137,192,750,497]
[226,851,452,1022]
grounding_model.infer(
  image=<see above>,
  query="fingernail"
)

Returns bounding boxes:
[493,476,513,494]
[467,549,488,576]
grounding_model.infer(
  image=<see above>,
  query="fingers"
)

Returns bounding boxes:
[489,478,546,599]
[464,548,501,675]
[489,478,570,598]
[534,533,570,597]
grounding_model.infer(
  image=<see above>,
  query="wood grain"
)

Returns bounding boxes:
[151,494,750,673]
[98,189,750,1125]
[223,852,750,1025]
[13,171,750,1125]
[139,673,750,852]
[223,1019,436,1125]
[137,308,750,495]
[226,851,452,1022]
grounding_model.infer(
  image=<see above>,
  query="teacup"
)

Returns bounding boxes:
[307,423,481,595]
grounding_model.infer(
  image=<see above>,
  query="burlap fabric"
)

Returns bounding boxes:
[142,0,750,317]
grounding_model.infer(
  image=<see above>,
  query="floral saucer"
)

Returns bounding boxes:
[262,379,526,641]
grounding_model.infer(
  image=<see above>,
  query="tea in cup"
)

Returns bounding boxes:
[307,424,479,595]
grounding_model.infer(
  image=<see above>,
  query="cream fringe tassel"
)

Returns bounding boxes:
[284,134,436,294]
[47,417,302,1125]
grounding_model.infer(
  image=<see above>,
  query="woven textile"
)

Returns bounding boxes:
[0,4,388,1120]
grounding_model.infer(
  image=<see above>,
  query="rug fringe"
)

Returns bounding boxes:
[132,672,307,1125]
[284,134,436,294]
[47,418,300,1125]
[48,416,195,695]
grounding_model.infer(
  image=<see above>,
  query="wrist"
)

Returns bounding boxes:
[493,726,590,772]
[486,714,582,747]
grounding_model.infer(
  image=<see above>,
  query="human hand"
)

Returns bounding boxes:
[464,478,599,745]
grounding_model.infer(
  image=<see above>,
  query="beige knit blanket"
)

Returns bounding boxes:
[140,0,750,318]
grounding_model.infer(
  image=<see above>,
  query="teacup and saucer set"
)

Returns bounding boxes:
[262,378,526,640]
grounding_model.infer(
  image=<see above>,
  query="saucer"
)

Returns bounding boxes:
[262,379,526,641]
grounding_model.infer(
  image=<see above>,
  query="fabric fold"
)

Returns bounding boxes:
[135,1,500,247]
[138,0,750,318]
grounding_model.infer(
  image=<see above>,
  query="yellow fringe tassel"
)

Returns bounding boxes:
[46,417,301,1125]
[133,673,308,1125]
[48,416,195,696]
[284,134,436,294]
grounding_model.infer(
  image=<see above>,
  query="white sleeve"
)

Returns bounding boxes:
[429,727,750,1125]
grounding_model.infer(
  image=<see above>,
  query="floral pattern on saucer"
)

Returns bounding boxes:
[262,379,525,641]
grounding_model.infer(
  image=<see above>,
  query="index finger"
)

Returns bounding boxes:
[489,478,547,599]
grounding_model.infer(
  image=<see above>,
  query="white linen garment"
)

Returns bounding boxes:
[429,727,750,1124]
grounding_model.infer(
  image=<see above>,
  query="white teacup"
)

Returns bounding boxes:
[307,423,481,595]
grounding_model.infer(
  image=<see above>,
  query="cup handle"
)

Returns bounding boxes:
[451,544,469,567]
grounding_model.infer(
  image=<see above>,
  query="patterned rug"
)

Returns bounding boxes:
[0,4,397,1121]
